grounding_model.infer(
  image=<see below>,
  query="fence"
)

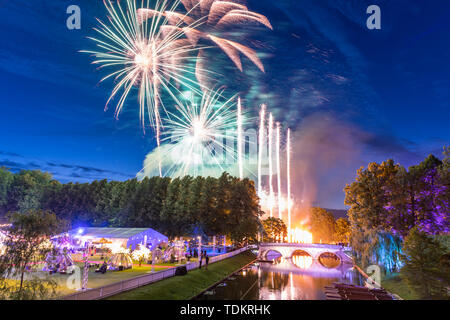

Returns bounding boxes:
[63,247,248,300]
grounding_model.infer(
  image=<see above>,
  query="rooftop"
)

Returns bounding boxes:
[68,227,165,239]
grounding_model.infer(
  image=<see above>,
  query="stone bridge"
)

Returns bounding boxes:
[258,243,353,264]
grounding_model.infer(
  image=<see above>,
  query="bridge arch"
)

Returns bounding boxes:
[318,251,341,268]
[260,249,283,260]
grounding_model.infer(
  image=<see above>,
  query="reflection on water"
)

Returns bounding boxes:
[195,252,362,300]
[291,254,313,269]
[318,253,341,269]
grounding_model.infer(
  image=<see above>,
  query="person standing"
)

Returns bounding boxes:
[205,254,209,270]
[199,251,203,269]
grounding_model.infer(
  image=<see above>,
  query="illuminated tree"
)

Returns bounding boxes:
[334,218,350,244]
[0,210,68,300]
[309,207,335,244]
[262,217,287,243]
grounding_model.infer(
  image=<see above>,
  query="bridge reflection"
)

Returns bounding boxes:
[265,253,355,278]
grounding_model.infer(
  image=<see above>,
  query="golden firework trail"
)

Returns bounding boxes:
[276,121,282,219]
[257,104,266,195]
[237,97,243,179]
[268,112,274,218]
[287,128,292,238]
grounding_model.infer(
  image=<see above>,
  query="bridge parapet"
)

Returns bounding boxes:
[260,243,351,251]
[258,243,353,264]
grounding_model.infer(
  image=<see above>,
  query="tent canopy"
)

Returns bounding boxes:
[67,227,168,250]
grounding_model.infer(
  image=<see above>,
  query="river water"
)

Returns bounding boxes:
[195,252,363,300]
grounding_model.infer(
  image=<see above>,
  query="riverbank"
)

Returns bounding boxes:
[381,273,419,300]
[107,251,256,300]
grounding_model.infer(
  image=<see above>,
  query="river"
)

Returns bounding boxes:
[195,251,363,300]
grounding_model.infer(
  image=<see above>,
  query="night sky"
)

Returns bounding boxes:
[0,1,449,209]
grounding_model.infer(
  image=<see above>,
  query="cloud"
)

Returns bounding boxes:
[284,112,443,210]
[0,150,133,182]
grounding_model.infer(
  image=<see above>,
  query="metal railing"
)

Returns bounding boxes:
[63,247,248,300]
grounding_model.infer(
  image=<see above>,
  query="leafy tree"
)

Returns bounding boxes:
[6,170,53,213]
[262,217,287,242]
[227,178,261,245]
[400,227,448,299]
[0,210,69,300]
[309,207,335,244]
[0,167,13,216]
[334,218,350,244]
[345,160,405,269]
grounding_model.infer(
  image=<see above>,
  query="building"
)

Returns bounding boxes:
[67,227,168,250]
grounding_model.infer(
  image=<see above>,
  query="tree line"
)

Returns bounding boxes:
[0,169,262,244]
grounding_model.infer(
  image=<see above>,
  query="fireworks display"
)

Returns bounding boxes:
[237,97,243,179]
[256,106,295,239]
[268,113,274,217]
[86,0,272,175]
[258,104,266,196]
[84,1,304,241]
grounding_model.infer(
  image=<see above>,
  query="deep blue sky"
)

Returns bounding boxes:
[0,1,449,208]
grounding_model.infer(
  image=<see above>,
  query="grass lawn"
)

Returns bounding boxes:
[53,263,170,297]
[382,273,420,300]
[107,251,256,300]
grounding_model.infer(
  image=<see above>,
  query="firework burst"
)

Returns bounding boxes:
[83,0,207,136]
[138,0,273,87]
[138,88,245,178]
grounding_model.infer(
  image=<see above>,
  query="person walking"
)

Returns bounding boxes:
[205,254,209,270]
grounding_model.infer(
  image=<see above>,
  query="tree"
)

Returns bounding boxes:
[227,178,261,245]
[334,218,350,244]
[344,160,404,269]
[262,217,287,242]
[0,210,69,299]
[6,170,53,213]
[400,227,448,299]
[309,207,335,244]
[0,167,13,216]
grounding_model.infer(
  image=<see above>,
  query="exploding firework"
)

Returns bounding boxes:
[257,104,266,196]
[138,88,244,178]
[276,122,282,219]
[83,0,206,137]
[138,0,273,86]
[237,97,243,179]
[268,113,274,217]
[287,128,292,237]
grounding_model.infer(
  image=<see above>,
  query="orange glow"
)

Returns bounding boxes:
[291,254,313,269]
[288,228,313,244]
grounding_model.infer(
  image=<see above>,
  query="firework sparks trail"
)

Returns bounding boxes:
[138,0,272,87]
[83,0,208,148]
[268,113,274,218]
[276,122,282,219]
[257,104,266,197]
[287,128,292,240]
[138,88,241,178]
[237,97,243,179]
